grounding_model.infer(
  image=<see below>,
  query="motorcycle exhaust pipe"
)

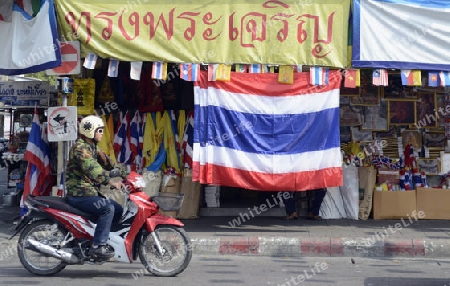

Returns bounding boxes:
[26,239,79,264]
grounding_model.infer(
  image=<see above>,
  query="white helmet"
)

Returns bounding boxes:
[79,115,104,139]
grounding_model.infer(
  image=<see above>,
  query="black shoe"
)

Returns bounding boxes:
[89,245,114,258]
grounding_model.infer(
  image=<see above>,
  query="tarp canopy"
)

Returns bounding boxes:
[352,0,450,70]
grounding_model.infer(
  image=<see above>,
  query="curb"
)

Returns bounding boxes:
[191,237,450,258]
[1,236,450,258]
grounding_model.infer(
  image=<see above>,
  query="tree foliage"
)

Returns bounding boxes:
[24,71,57,85]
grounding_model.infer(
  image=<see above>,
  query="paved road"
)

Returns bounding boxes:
[0,254,449,286]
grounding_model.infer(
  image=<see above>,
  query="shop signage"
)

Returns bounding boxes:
[0,81,49,106]
[47,106,78,141]
[55,0,351,68]
[46,41,81,75]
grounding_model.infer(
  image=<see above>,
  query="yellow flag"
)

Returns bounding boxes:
[71,78,95,115]
[178,110,186,148]
[155,111,164,146]
[355,69,361,87]
[216,64,231,81]
[177,110,186,168]
[411,70,422,86]
[269,66,276,73]
[106,114,114,147]
[278,66,294,85]
[97,77,115,103]
[99,114,117,163]
[142,113,157,168]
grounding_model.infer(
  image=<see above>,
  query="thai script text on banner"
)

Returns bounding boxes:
[55,0,350,67]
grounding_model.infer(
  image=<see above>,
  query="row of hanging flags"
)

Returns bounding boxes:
[84,54,450,88]
[98,109,195,175]
[343,69,450,88]
[84,54,308,85]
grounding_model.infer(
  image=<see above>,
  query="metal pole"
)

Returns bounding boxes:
[62,93,68,196]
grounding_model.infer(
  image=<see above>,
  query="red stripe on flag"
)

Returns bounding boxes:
[195,70,341,95]
[192,162,343,191]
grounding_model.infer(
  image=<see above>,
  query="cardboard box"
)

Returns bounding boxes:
[416,187,450,220]
[373,190,416,220]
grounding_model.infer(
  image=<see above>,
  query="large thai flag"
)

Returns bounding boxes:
[23,107,52,202]
[193,70,343,191]
[114,111,132,164]
[181,110,194,168]
[113,111,123,157]
[130,110,142,171]
[0,0,61,75]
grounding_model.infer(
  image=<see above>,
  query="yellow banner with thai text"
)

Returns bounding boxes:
[55,0,350,68]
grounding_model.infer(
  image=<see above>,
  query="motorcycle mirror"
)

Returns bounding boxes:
[109,168,121,178]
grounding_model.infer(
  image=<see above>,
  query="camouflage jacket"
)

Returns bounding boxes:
[66,138,116,197]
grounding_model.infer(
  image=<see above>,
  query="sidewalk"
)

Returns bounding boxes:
[2,202,450,258]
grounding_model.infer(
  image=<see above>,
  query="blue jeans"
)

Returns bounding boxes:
[282,192,296,215]
[310,189,327,216]
[282,189,327,216]
[67,196,123,245]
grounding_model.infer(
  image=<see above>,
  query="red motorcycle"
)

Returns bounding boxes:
[10,171,192,277]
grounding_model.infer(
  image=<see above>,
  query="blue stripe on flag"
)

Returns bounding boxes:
[194,104,340,154]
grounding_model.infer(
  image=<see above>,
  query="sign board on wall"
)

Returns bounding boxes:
[0,81,49,106]
[46,41,81,75]
[47,106,78,141]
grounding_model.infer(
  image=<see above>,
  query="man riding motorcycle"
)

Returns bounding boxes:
[65,115,125,258]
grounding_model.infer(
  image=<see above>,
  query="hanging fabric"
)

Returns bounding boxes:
[99,114,117,164]
[162,110,180,174]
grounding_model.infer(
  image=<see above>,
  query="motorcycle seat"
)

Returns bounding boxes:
[29,195,97,222]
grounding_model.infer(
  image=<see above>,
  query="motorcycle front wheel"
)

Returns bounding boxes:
[17,220,68,276]
[138,225,192,277]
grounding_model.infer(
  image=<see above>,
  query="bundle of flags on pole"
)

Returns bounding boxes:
[21,107,53,214]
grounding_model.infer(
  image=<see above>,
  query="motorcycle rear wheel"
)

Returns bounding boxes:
[17,220,68,276]
[138,225,192,277]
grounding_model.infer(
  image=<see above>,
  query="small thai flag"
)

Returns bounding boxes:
[151,62,167,80]
[439,71,450,87]
[83,53,98,70]
[130,61,143,80]
[180,63,200,81]
[108,59,120,77]
[309,67,329,85]
[208,64,218,81]
[248,64,263,73]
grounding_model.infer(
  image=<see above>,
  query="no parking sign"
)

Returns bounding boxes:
[47,106,78,141]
